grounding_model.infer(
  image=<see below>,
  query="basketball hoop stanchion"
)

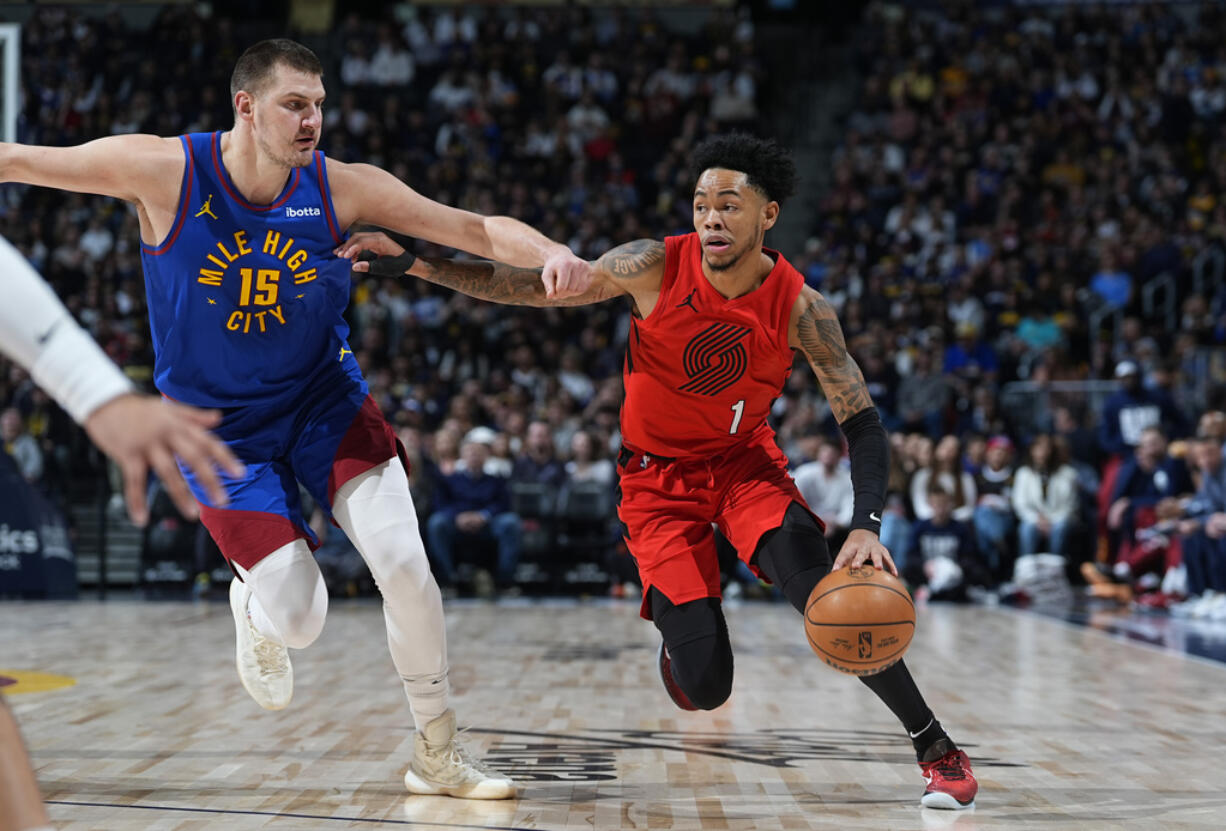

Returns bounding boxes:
[0,23,19,144]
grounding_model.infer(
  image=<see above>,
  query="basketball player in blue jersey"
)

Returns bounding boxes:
[0,39,593,799]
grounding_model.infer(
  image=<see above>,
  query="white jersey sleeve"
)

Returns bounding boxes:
[0,235,133,423]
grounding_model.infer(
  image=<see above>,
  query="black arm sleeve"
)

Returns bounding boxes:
[839,406,888,534]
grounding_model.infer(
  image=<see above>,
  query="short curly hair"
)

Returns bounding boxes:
[689,133,797,205]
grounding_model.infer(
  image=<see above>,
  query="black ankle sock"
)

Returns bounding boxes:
[914,724,956,762]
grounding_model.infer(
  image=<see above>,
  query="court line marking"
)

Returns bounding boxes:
[993,604,1226,671]
[45,800,543,830]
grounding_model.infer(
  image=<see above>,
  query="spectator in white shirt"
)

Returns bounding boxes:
[1012,434,1079,557]
[78,219,114,263]
[368,27,414,87]
[794,435,854,550]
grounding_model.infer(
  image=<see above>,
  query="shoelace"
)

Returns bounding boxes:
[253,633,289,673]
[437,730,501,779]
[931,753,967,780]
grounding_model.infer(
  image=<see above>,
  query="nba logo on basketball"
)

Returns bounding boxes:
[858,631,873,659]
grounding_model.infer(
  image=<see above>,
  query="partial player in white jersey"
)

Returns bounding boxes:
[0,234,245,831]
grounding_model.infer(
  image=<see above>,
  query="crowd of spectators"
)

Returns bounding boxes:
[3,3,1226,609]
[775,1,1226,608]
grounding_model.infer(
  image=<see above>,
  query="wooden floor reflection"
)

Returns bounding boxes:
[5,596,1226,829]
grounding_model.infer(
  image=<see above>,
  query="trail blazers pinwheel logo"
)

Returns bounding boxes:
[678,323,750,396]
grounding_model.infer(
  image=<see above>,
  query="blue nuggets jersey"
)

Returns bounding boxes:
[140,131,356,408]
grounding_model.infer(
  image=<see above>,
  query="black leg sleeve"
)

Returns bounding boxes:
[751,501,833,613]
[650,588,734,710]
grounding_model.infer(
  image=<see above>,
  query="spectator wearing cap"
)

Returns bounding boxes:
[904,483,988,603]
[972,435,1016,582]
[426,428,521,596]
[1098,360,1188,458]
[1012,434,1080,559]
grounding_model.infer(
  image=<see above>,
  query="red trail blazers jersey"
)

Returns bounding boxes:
[620,232,804,457]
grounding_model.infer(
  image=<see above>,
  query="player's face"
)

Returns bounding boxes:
[253,65,325,169]
[692,169,778,272]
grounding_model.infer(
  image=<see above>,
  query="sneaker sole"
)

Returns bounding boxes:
[921,791,975,810]
[230,579,292,711]
[403,767,516,800]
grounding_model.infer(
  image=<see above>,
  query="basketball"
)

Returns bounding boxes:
[804,565,916,676]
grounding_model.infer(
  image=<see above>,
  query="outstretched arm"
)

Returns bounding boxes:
[0,135,181,203]
[340,231,665,309]
[327,162,590,299]
[789,286,896,575]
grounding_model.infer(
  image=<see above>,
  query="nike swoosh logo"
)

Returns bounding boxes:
[36,319,62,346]
[869,512,881,523]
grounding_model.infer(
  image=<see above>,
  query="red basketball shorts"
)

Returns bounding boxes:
[616,423,820,619]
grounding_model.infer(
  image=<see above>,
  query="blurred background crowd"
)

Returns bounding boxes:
[3,1,1226,615]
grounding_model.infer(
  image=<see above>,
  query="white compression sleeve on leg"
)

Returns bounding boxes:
[0,236,133,423]
[332,457,450,730]
[233,540,328,650]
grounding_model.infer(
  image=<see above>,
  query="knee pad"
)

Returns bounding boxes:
[652,592,734,710]
[753,502,832,613]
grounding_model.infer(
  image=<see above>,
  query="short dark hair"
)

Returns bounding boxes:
[690,133,797,205]
[231,39,323,102]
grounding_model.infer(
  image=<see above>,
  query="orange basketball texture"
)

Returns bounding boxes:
[804,565,916,676]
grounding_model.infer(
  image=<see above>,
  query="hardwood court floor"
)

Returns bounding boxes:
[4,595,1226,830]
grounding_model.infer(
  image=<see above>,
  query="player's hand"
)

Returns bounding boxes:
[83,394,245,527]
[832,528,898,576]
[336,232,414,275]
[541,248,592,300]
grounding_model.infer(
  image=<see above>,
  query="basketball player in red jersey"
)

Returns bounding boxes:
[344,134,978,810]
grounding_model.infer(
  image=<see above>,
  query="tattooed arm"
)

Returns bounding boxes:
[789,284,896,573]
[342,232,666,309]
[788,285,874,421]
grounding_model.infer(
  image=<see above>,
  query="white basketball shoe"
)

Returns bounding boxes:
[229,577,293,710]
[404,709,516,799]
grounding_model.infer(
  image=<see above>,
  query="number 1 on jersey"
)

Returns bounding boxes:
[729,399,745,434]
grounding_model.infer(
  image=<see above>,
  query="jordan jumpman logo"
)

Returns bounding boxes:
[675,288,699,313]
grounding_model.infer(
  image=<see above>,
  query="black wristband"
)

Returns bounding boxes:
[839,406,888,534]
[358,249,417,278]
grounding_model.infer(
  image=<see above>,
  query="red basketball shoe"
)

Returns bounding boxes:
[918,741,977,809]
[657,642,699,711]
